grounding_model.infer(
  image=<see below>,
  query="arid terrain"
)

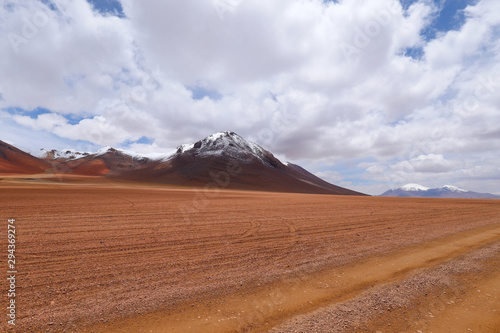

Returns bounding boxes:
[1,176,499,332]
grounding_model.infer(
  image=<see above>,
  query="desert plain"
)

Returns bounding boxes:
[1,175,499,332]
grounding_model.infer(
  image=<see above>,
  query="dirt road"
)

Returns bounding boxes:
[0,179,499,332]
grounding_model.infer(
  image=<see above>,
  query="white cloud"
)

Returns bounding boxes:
[13,112,67,131]
[0,0,499,195]
[394,154,456,173]
[0,0,139,114]
[315,170,344,184]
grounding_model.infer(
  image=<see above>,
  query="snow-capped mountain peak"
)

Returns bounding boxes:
[96,146,172,162]
[441,185,469,192]
[380,183,498,199]
[399,183,429,191]
[175,131,272,163]
[96,146,115,155]
[39,148,90,160]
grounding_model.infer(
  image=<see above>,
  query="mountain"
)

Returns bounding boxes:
[108,132,366,195]
[40,149,90,161]
[397,183,430,192]
[2,132,365,196]
[0,140,52,174]
[50,147,168,176]
[380,183,500,199]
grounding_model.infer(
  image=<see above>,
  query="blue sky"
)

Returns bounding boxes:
[1,0,499,194]
[421,0,474,38]
[87,0,124,17]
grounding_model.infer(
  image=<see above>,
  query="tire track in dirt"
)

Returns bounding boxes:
[425,270,500,332]
[95,223,500,333]
[5,183,500,332]
[271,241,500,333]
[90,192,137,209]
[240,221,262,238]
[283,221,297,239]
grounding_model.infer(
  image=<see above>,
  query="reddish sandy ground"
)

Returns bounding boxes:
[0,176,499,332]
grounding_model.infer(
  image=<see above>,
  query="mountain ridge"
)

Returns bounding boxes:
[0,140,52,174]
[105,132,365,195]
[0,133,366,196]
[380,183,499,199]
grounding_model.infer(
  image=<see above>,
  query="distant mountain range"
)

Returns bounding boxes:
[0,132,365,196]
[380,183,500,199]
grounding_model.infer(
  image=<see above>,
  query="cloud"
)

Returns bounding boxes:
[0,0,138,114]
[13,112,67,131]
[315,170,344,184]
[0,0,499,195]
[394,154,456,173]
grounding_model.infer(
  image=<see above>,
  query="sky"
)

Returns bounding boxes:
[1,0,499,195]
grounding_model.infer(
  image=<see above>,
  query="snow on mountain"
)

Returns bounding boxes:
[39,148,90,160]
[176,143,195,154]
[95,146,114,156]
[440,185,468,192]
[398,184,429,191]
[95,146,173,162]
[44,131,274,165]
[394,184,468,193]
[174,131,280,165]
[380,183,498,199]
